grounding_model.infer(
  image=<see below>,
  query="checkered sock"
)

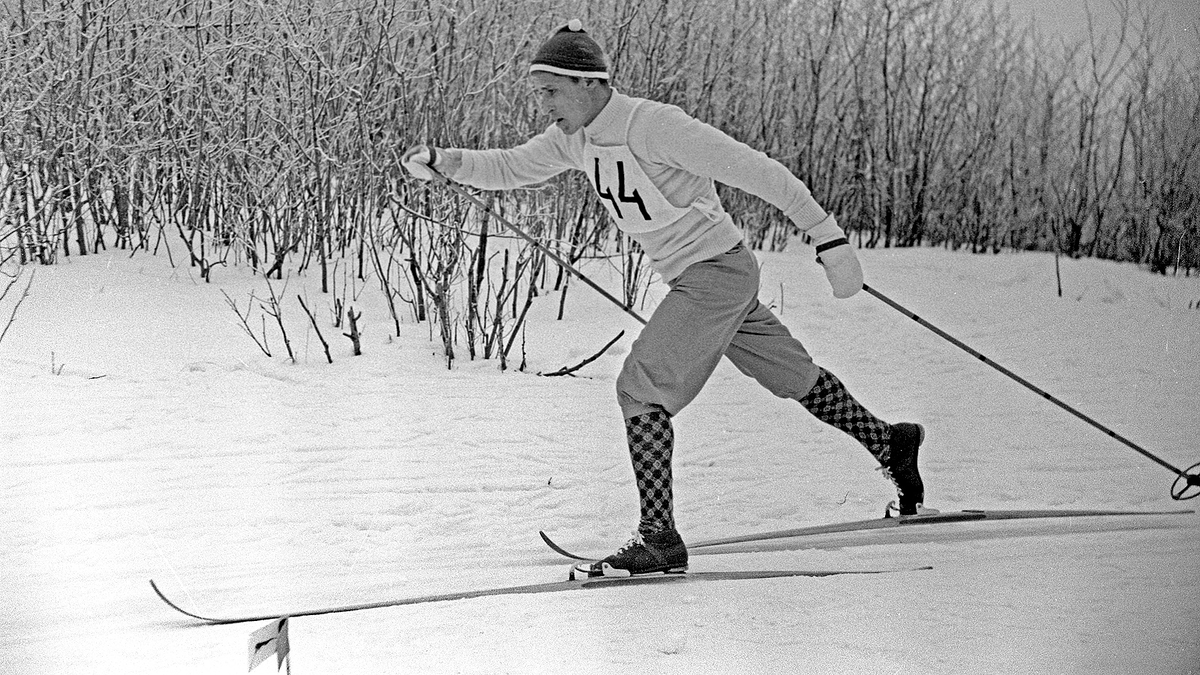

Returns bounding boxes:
[626,410,676,536]
[798,369,892,463]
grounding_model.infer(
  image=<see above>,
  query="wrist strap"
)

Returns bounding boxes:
[814,237,848,254]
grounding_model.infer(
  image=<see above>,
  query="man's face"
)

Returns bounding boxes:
[528,72,601,135]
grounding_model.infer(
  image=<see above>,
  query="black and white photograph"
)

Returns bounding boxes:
[2,0,1198,672]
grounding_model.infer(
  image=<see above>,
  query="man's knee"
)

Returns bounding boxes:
[616,373,667,420]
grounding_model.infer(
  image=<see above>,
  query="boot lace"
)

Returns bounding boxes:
[617,530,647,555]
[876,465,904,496]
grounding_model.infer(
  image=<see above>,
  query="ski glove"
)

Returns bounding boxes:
[803,216,863,299]
[402,144,442,181]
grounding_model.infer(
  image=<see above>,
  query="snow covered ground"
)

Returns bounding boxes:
[2,243,1198,674]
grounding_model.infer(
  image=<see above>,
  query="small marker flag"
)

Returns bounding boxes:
[248,617,290,671]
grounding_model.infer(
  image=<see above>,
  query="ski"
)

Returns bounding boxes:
[151,566,928,625]
[693,507,1195,548]
[539,508,1194,561]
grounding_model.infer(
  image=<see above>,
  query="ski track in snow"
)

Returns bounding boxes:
[2,246,1199,674]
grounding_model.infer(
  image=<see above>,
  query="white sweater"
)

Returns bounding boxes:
[452,90,830,282]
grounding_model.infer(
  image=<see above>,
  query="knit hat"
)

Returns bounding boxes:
[529,20,610,80]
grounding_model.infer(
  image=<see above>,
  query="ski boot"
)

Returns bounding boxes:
[571,529,689,579]
[881,422,934,518]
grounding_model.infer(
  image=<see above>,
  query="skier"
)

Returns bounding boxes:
[402,21,928,577]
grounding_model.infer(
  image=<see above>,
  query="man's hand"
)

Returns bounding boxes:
[803,216,863,299]
[402,144,441,181]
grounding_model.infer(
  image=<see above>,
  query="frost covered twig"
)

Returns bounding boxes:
[297,294,333,364]
[540,331,625,378]
[221,289,272,357]
[343,306,363,356]
[263,278,295,363]
[0,266,35,346]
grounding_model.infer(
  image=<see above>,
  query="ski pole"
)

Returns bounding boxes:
[862,282,1200,500]
[425,169,647,326]
[421,166,1198,498]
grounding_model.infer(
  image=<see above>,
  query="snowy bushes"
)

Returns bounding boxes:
[0,0,1197,364]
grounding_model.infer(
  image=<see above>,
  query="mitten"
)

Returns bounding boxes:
[401,145,442,181]
[803,216,863,299]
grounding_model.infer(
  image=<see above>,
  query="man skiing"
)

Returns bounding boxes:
[402,20,928,577]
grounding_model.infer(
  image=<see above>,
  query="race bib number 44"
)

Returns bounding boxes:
[586,149,691,234]
[594,158,651,221]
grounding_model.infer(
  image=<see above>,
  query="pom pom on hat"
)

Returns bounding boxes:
[529,21,610,80]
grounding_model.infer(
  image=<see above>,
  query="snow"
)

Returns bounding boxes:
[2,244,1198,674]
